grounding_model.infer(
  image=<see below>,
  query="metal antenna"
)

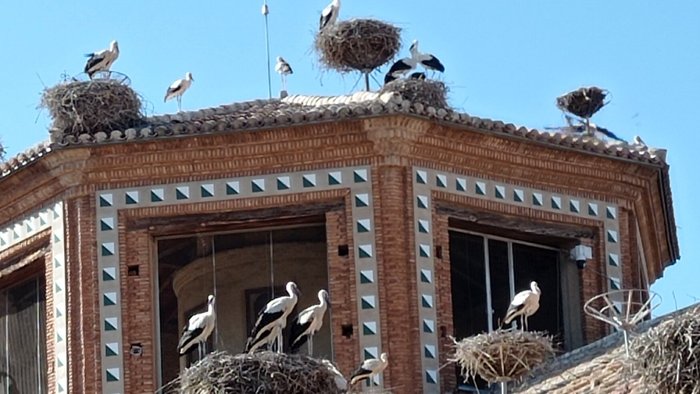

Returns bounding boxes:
[584,289,661,358]
[262,1,272,99]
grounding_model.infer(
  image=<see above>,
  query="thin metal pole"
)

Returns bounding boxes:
[269,231,275,298]
[501,381,508,394]
[262,1,272,99]
[364,73,370,91]
[211,237,218,352]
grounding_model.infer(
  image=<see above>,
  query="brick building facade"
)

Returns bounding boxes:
[0,91,678,393]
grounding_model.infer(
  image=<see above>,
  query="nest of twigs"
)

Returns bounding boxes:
[41,80,143,139]
[315,19,401,73]
[451,330,555,384]
[629,306,700,393]
[556,86,608,118]
[381,78,449,108]
[162,351,346,394]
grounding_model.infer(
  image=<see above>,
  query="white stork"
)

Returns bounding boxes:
[319,0,341,30]
[322,359,348,391]
[177,295,216,360]
[275,56,293,92]
[245,281,300,354]
[633,135,647,148]
[503,281,541,331]
[289,289,329,355]
[164,72,194,112]
[384,56,417,84]
[409,40,445,74]
[350,352,389,386]
[84,40,120,79]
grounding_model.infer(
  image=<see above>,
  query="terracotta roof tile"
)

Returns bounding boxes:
[1,93,667,180]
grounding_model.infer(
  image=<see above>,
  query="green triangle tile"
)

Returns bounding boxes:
[353,170,367,183]
[361,297,374,309]
[56,308,62,318]
[54,257,62,268]
[252,180,264,193]
[303,177,315,188]
[201,185,214,197]
[55,283,62,293]
[424,346,435,358]
[363,323,376,335]
[99,196,112,207]
[226,183,239,195]
[103,269,115,281]
[176,189,189,200]
[125,193,138,205]
[276,179,290,190]
[420,271,431,283]
[355,195,368,207]
[104,295,116,306]
[328,173,341,185]
[106,345,118,357]
[150,191,163,202]
[57,332,63,342]
[100,220,113,231]
[106,369,119,382]
[57,358,64,368]
[360,272,373,284]
[495,187,505,199]
[513,190,523,202]
[426,371,437,384]
[423,320,434,333]
[105,319,117,331]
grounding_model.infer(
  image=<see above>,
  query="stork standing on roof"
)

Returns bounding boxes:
[177,295,216,360]
[502,281,541,331]
[84,40,120,79]
[319,0,341,30]
[410,40,445,75]
[245,281,300,353]
[275,56,293,92]
[164,72,194,112]
[289,289,329,355]
[350,352,389,387]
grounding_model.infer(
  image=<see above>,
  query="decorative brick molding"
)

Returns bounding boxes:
[412,167,621,391]
[95,166,383,393]
[0,202,67,393]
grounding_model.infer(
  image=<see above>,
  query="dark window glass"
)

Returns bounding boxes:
[0,276,47,394]
[158,225,329,385]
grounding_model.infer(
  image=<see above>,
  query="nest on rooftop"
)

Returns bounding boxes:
[629,306,700,394]
[162,351,347,394]
[315,19,401,73]
[380,78,449,109]
[40,79,143,141]
[556,86,608,119]
[450,330,555,384]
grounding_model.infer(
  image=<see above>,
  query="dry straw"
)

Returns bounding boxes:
[162,351,346,394]
[315,19,401,73]
[380,78,449,109]
[629,306,700,394]
[556,86,608,119]
[451,330,555,384]
[41,80,143,139]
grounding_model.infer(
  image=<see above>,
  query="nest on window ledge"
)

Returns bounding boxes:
[450,329,555,385]
[629,305,700,394]
[161,351,347,394]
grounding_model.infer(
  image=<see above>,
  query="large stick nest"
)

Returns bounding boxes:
[380,78,449,109]
[629,306,700,393]
[315,19,401,73]
[162,351,347,394]
[451,330,555,384]
[40,80,143,140]
[556,86,608,118]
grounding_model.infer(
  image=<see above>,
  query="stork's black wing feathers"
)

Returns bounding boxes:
[177,326,204,355]
[247,310,283,345]
[421,56,445,72]
[84,53,105,74]
[289,316,312,353]
[350,367,372,381]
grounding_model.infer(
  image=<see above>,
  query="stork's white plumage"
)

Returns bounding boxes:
[164,72,194,112]
[177,295,216,359]
[322,359,348,391]
[350,352,389,386]
[275,56,293,92]
[245,281,300,353]
[503,281,541,331]
[319,0,341,30]
[84,40,120,79]
[409,40,445,73]
[289,289,329,355]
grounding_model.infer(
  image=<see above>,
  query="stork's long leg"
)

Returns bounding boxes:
[177,95,182,112]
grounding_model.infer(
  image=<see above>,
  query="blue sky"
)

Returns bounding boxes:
[0,1,697,315]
